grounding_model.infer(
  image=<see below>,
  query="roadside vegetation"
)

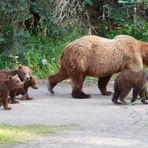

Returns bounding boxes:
[0,123,76,144]
[0,0,148,78]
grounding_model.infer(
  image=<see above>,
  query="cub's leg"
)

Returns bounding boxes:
[48,67,68,94]
[112,91,121,105]
[139,88,148,104]
[2,94,11,110]
[119,89,131,105]
[144,88,148,100]
[21,93,33,100]
[98,75,112,95]
[71,73,90,99]
[9,90,19,104]
[131,87,140,103]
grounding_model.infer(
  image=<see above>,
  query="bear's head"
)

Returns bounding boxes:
[17,65,33,81]
[8,74,24,89]
[30,77,38,89]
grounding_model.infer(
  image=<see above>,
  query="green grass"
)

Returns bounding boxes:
[0,123,76,144]
[0,30,83,79]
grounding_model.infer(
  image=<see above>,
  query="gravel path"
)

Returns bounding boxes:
[0,81,148,148]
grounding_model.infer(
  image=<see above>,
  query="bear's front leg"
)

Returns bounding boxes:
[71,73,91,99]
[98,75,113,95]
[2,95,11,110]
[20,92,28,100]
[9,90,19,104]
[25,93,33,100]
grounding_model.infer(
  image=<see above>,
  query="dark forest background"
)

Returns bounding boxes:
[0,0,148,78]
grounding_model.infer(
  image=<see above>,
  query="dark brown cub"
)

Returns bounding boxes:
[15,76,38,100]
[0,75,23,110]
[112,70,148,105]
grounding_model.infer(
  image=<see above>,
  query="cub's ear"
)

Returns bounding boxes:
[8,75,12,80]
[18,64,23,70]
[29,65,33,70]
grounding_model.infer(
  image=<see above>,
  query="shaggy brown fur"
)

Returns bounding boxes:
[48,35,148,98]
[0,65,33,103]
[0,65,33,82]
[112,70,148,105]
[15,76,38,100]
[0,75,23,110]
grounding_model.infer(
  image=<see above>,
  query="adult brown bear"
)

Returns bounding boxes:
[48,35,148,98]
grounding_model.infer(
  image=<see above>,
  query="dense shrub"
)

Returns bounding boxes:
[0,0,147,78]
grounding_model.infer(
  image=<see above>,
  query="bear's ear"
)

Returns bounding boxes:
[18,64,23,70]
[29,65,33,70]
[8,75,12,80]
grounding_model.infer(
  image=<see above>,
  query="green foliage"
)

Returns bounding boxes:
[32,0,68,39]
[0,29,83,78]
[0,0,148,79]
[82,0,93,6]
[0,0,84,78]
[106,22,148,41]
[0,0,72,51]
[104,0,148,41]
[0,0,30,51]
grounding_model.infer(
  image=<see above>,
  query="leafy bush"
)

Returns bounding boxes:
[104,0,148,41]
[0,29,83,78]
[106,22,148,41]
[0,0,147,79]
[0,0,30,51]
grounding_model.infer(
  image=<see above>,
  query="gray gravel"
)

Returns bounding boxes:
[0,81,148,148]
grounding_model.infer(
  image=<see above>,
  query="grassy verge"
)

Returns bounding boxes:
[0,123,76,144]
[0,29,83,79]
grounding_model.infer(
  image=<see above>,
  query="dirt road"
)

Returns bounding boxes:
[0,81,148,148]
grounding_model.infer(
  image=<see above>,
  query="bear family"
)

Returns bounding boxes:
[0,65,33,103]
[0,75,23,110]
[48,35,148,98]
[112,70,148,105]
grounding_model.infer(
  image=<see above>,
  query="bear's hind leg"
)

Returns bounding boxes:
[48,67,68,94]
[71,73,90,99]
[139,88,148,104]
[112,91,121,105]
[98,75,112,96]
[119,90,130,105]
[131,88,140,103]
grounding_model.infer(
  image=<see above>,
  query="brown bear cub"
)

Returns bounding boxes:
[0,65,33,103]
[15,76,38,100]
[0,75,24,110]
[112,70,148,105]
[0,65,33,82]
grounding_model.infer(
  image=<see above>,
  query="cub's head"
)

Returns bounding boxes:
[17,65,33,81]
[9,74,24,89]
[30,77,38,89]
